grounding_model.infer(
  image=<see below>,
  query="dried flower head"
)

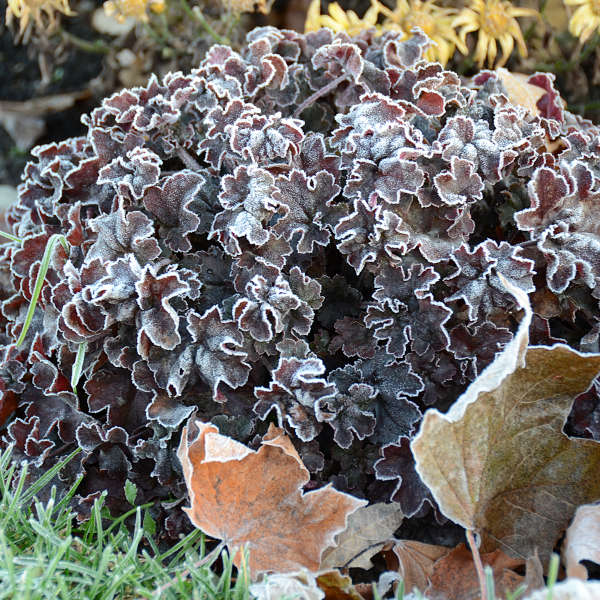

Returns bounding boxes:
[103,0,166,22]
[564,0,600,43]
[305,0,380,35]
[377,0,466,66]
[5,0,74,36]
[453,0,539,67]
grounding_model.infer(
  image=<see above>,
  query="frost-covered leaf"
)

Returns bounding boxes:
[254,357,335,441]
[142,170,204,252]
[187,306,251,395]
[318,365,378,449]
[374,437,431,517]
[272,170,340,254]
[136,266,189,351]
[87,201,160,264]
[177,419,366,575]
[321,503,404,570]
[412,278,600,560]
[250,571,324,600]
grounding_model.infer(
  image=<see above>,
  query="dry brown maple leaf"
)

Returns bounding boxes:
[412,277,600,561]
[177,419,366,575]
[563,503,600,579]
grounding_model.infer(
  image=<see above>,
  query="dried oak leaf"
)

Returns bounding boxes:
[426,543,524,600]
[412,277,600,560]
[563,503,600,579]
[388,540,450,595]
[177,419,366,575]
[320,503,404,570]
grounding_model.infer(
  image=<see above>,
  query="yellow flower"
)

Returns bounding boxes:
[377,0,467,66]
[564,0,600,43]
[103,0,166,23]
[5,0,74,36]
[305,0,380,36]
[453,0,539,68]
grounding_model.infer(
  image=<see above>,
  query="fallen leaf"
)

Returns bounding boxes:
[523,579,600,600]
[250,571,325,600]
[321,503,404,570]
[425,543,524,600]
[496,68,545,115]
[563,503,600,579]
[412,276,600,561]
[177,419,366,576]
[316,570,365,599]
[388,540,450,594]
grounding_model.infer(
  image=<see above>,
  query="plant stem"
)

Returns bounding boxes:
[60,29,111,54]
[143,21,168,47]
[177,146,202,170]
[293,74,348,118]
[466,529,487,600]
[179,0,229,45]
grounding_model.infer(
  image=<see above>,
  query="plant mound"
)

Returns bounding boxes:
[1,25,599,540]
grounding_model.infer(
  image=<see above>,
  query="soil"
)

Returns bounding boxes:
[0,1,105,186]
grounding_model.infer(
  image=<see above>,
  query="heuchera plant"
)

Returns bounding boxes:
[1,25,599,541]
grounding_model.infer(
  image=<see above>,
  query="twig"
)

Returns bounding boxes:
[466,529,487,600]
[293,74,349,119]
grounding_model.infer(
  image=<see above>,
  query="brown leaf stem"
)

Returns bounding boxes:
[466,529,487,600]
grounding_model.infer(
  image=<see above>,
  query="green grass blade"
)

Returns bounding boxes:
[71,341,87,394]
[0,231,23,244]
[16,233,70,347]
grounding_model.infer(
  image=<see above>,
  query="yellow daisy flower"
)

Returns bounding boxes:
[564,0,600,43]
[453,0,540,68]
[5,0,74,36]
[103,0,166,23]
[305,0,380,36]
[377,0,467,66]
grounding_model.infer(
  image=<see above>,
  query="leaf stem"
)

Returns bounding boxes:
[293,74,348,119]
[59,29,111,54]
[178,0,229,45]
[466,529,487,600]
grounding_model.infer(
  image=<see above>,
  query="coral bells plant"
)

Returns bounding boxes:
[1,24,600,548]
